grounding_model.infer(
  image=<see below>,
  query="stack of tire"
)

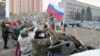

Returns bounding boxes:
[47,34,95,56]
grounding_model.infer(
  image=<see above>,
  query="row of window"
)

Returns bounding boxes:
[66,3,100,16]
[67,3,84,12]
[67,3,85,9]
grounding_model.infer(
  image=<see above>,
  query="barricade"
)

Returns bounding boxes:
[82,21,100,30]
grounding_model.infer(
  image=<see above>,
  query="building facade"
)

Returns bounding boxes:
[10,0,43,15]
[0,0,6,19]
[59,0,100,21]
[0,0,6,1]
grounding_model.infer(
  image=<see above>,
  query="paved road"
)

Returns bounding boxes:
[0,33,15,56]
[66,27,100,48]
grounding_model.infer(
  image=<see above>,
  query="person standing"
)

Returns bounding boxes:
[60,22,66,32]
[14,23,23,40]
[1,20,11,49]
[18,26,35,56]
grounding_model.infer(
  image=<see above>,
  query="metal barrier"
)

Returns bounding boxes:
[82,21,100,29]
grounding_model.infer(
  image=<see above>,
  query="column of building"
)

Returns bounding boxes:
[9,0,43,15]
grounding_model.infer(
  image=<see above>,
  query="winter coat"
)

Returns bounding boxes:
[18,33,34,55]
[14,25,23,39]
[18,28,36,56]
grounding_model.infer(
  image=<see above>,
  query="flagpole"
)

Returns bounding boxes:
[45,14,54,21]
[43,12,47,22]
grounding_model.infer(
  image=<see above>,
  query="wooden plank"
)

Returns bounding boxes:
[72,28,85,46]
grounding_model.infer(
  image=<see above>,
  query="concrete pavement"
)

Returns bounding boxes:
[66,27,100,48]
[0,33,15,56]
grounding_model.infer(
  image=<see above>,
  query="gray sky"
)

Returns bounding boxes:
[43,0,100,11]
[43,0,61,11]
[77,0,100,7]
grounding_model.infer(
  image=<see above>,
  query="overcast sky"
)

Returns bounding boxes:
[43,0,100,11]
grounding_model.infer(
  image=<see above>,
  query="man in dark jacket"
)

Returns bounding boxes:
[1,20,11,49]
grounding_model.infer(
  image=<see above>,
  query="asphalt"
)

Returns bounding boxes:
[0,32,15,56]
[65,27,100,48]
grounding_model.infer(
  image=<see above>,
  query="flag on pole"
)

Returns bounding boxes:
[47,3,64,21]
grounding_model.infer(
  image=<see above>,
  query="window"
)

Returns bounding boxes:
[2,0,6,1]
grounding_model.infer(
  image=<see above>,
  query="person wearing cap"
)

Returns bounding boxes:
[14,22,23,40]
[13,20,18,28]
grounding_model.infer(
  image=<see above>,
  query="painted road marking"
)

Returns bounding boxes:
[0,49,15,56]
[2,49,15,53]
[0,39,2,42]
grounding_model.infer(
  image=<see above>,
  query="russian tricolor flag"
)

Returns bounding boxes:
[47,3,64,21]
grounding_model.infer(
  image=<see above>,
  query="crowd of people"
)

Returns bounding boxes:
[1,18,96,56]
[0,18,59,56]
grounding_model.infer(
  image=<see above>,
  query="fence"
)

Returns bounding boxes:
[82,21,100,29]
